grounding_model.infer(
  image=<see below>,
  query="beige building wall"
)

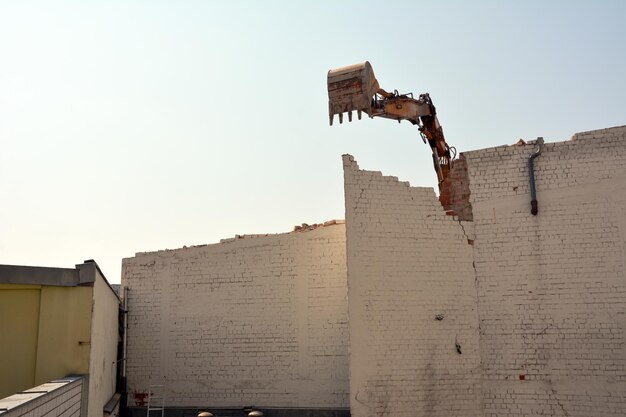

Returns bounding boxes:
[463,125,626,416]
[0,285,41,399]
[0,284,92,399]
[342,155,482,417]
[122,224,349,408]
[0,262,120,417]
[87,272,120,417]
[34,286,92,385]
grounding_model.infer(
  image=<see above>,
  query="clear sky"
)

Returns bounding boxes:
[1,1,625,283]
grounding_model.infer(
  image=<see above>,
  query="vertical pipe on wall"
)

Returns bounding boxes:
[122,287,128,378]
[528,137,544,215]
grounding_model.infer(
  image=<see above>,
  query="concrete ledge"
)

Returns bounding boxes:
[0,265,80,287]
[0,376,84,416]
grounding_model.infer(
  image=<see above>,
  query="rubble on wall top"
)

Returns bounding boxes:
[131,219,345,256]
[219,219,345,243]
[293,219,345,232]
[463,125,626,156]
[569,124,626,141]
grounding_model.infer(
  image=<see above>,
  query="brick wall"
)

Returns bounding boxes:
[122,224,349,409]
[121,124,626,416]
[465,126,626,204]
[0,377,83,417]
[439,154,473,221]
[464,125,626,416]
[342,155,482,417]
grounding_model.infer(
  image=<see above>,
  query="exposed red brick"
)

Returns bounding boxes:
[439,154,473,221]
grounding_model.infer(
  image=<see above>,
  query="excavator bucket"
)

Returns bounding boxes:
[327,61,379,125]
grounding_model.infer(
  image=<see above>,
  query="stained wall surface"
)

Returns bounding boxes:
[122,224,349,409]
[342,155,482,417]
[464,125,626,416]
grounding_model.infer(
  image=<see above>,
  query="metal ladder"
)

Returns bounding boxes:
[146,384,165,417]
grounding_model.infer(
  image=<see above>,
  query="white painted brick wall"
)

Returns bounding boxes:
[122,224,349,408]
[464,125,626,416]
[465,125,626,204]
[121,123,626,416]
[342,155,482,417]
[0,378,83,417]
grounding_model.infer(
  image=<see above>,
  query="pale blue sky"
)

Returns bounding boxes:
[1,1,625,283]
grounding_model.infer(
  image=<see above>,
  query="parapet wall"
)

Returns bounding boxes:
[0,377,84,417]
[122,224,349,409]
[342,155,482,417]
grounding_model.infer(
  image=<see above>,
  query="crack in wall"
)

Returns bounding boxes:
[455,216,485,412]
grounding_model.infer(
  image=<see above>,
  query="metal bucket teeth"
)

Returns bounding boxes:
[327,61,379,126]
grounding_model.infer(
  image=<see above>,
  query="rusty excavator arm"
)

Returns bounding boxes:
[327,61,455,189]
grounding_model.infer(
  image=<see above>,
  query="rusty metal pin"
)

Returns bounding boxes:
[348,111,352,122]
[338,113,343,124]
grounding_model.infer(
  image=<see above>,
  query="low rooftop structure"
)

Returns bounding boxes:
[0,260,121,417]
